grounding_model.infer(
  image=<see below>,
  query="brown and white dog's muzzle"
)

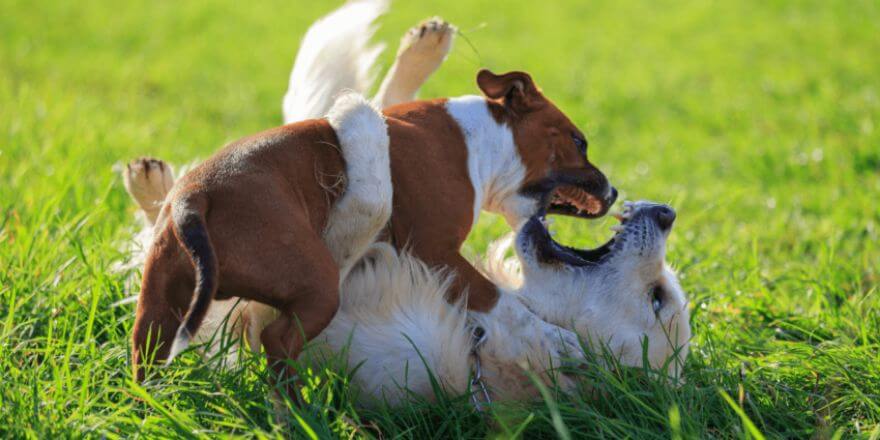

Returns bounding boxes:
[520,168,617,219]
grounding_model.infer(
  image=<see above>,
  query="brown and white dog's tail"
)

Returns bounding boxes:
[166,196,219,363]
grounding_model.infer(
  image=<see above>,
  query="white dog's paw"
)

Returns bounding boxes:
[539,322,584,367]
[123,157,175,222]
[397,17,455,64]
[476,294,584,376]
[374,17,456,108]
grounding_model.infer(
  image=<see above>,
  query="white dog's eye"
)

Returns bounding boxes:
[651,286,664,314]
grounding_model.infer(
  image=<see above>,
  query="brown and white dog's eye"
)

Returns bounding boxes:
[571,133,588,155]
[651,285,664,314]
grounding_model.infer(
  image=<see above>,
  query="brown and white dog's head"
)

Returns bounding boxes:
[476,69,617,220]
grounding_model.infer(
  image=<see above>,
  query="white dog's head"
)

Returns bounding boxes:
[511,200,691,379]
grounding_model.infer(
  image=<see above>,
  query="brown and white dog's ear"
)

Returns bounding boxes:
[476,69,541,112]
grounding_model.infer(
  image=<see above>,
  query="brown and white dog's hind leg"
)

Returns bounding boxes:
[123,157,175,225]
[234,94,391,389]
[251,231,341,400]
[373,18,455,108]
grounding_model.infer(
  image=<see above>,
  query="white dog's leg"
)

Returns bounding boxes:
[373,18,455,108]
[123,157,175,225]
[323,93,393,280]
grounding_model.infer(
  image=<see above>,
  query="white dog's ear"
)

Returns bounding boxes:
[476,69,541,112]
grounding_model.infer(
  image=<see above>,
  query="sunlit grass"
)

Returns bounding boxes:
[1,0,878,437]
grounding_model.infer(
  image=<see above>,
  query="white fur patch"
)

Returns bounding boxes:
[444,96,537,227]
[166,328,191,365]
[323,93,393,279]
[326,93,390,173]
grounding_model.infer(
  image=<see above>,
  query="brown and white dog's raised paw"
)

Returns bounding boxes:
[123,157,175,224]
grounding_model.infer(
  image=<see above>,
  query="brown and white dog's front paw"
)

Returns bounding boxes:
[374,17,456,108]
[123,157,175,224]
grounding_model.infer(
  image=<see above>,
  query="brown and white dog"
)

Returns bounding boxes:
[128,1,617,397]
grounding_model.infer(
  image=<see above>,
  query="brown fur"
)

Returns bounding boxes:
[479,70,610,192]
[382,100,493,309]
[132,120,345,384]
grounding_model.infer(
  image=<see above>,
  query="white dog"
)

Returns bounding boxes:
[121,0,690,406]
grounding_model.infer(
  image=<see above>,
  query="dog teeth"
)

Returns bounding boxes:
[610,225,624,233]
[619,200,634,219]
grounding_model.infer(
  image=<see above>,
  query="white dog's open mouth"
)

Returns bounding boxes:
[521,200,675,267]
[520,213,617,267]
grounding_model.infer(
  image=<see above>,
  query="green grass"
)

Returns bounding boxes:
[2,0,879,437]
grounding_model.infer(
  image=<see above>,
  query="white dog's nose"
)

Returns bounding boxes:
[651,205,676,230]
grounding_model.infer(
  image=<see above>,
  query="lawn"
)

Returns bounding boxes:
[1,0,879,437]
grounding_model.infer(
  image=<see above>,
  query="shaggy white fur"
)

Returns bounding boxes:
[313,243,471,405]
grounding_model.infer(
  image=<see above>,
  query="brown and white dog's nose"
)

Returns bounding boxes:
[606,186,618,205]
[650,205,676,230]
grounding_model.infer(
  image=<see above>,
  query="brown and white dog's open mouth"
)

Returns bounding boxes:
[548,183,615,219]
[522,169,618,220]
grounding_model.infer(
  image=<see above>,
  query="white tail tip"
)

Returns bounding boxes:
[165,327,191,365]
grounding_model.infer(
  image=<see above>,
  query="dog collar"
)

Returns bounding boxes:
[469,326,492,411]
